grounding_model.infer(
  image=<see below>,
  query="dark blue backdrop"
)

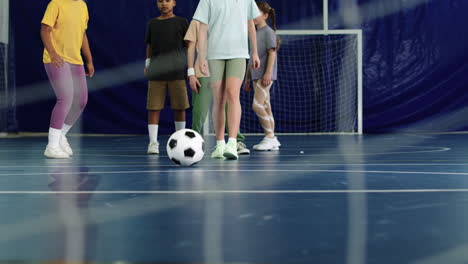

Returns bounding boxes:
[10,0,468,134]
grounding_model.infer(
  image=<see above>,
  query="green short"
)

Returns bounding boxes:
[209,59,246,82]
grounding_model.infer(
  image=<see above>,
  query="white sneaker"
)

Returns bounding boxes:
[253,137,275,151]
[60,135,73,156]
[44,145,70,159]
[270,137,281,150]
[147,142,159,154]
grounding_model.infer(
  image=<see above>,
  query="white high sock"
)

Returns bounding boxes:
[228,137,237,144]
[62,124,72,136]
[48,127,62,148]
[148,125,159,143]
[175,121,186,131]
[217,140,226,146]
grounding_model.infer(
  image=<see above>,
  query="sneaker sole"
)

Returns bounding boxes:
[237,150,250,155]
[223,152,238,160]
[44,154,70,159]
[254,146,276,151]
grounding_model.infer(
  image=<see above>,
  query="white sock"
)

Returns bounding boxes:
[48,127,62,148]
[62,124,72,136]
[217,140,226,146]
[175,121,186,131]
[228,137,237,144]
[148,125,159,143]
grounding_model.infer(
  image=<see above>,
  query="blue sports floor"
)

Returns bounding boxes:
[1,133,468,263]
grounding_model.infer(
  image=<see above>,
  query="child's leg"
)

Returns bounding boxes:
[236,131,246,142]
[253,80,274,138]
[148,110,161,144]
[226,103,249,154]
[174,110,186,131]
[224,104,246,142]
[45,63,74,131]
[168,80,189,131]
[44,63,74,148]
[191,77,212,134]
[148,110,161,125]
[209,60,227,141]
[51,64,88,156]
[43,63,75,158]
[147,81,167,144]
[264,88,275,134]
[63,64,88,129]
[224,59,246,140]
[262,87,280,149]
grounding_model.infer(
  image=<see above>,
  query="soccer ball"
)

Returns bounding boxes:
[166,129,205,166]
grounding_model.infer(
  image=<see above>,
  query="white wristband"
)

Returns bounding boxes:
[187,67,195,77]
[145,58,150,68]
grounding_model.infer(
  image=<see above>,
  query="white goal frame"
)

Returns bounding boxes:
[276,29,363,135]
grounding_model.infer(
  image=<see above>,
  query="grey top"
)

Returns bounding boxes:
[250,25,278,81]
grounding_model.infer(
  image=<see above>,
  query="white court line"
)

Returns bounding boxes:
[1,189,468,194]
[2,169,468,176]
[75,147,450,157]
[0,145,446,152]
[1,163,468,169]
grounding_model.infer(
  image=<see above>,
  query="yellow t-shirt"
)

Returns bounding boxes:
[184,20,210,78]
[41,0,89,65]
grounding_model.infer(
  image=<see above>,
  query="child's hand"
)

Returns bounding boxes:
[50,52,65,68]
[262,73,272,87]
[189,75,201,94]
[251,53,261,70]
[86,62,95,78]
[199,58,209,76]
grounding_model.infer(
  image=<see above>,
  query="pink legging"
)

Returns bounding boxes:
[44,63,88,129]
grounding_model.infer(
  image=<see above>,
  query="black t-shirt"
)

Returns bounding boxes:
[145,16,189,81]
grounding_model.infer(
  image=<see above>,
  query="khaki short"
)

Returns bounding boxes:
[147,80,189,111]
[209,59,246,82]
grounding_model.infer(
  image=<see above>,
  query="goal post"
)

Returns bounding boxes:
[0,0,9,133]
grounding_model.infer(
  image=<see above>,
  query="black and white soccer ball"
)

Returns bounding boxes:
[166,129,205,166]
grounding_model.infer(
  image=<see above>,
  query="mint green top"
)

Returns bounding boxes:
[193,0,260,60]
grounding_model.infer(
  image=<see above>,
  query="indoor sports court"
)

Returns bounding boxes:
[1,0,468,263]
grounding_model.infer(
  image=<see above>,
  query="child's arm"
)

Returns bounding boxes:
[82,32,94,77]
[40,24,64,68]
[146,44,151,58]
[262,48,276,87]
[248,20,260,70]
[187,41,201,93]
[144,44,151,75]
[197,22,209,75]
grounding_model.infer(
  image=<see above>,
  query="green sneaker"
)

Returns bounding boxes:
[223,141,238,160]
[211,144,226,159]
[237,141,250,155]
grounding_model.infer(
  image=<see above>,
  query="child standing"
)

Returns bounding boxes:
[193,0,261,160]
[144,0,189,154]
[184,19,250,155]
[245,1,281,151]
[41,0,94,159]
